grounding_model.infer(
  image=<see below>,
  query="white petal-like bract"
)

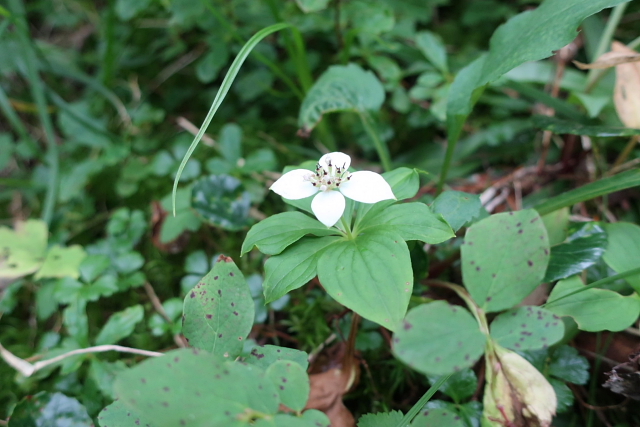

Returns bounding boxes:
[270,169,318,200]
[311,191,346,227]
[339,171,395,204]
[319,152,351,171]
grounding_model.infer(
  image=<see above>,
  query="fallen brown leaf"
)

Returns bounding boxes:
[306,367,356,427]
[611,42,640,129]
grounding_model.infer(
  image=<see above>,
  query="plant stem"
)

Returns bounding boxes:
[542,266,640,309]
[359,112,392,171]
[340,216,354,239]
[585,3,628,92]
[11,0,59,226]
[395,374,451,427]
[611,135,639,171]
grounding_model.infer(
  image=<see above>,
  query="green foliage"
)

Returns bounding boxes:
[431,191,483,232]
[9,392,92,426]
[489,306,564,351]
[602,222,640,291]
[461,210,550,312]
[192,175,253,231]
[182,256,254,357]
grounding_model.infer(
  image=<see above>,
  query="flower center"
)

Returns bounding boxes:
[304,157,351,192]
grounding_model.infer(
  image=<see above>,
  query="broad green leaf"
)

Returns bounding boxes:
[182,256,254,357]
[263,236,340,303]
[241,212,336,256]
[255,411,330,427]
[95,305,144,346]
[345,0,394,35]
[195,42,230,84]
[490,306,564,351]
[427,369,478,404]
[532,115,640,137]
[113,348,280,426]
[382,167,419,200]
[244,344,309,371]
[411,408,465,427]
[218,123,243,163]
[415,31,448,74]
[550,378,574,413]
[265,360,310,412]
[192,175,252,231]
[541,208,570,246]
[534,169,640,216]
[0,219,47,279]
[545,276,640,332]
[9,392,92,426]
[543,222,607,282]
[90,359,127,399]
[357,410,404,427]
[393,301,486,375]
[294,0,330,13]
[115,0,152,20]
[298,63,384,133]
[35,245,86,279]
[160,188,202,243]
[548,345,589,385]
[318,229,412,331]
[602,222,640,292]
[97,399,153,427]
[63,299,89,345]
[431,191,483,232]
[79,254,111,283]
[359,202,455,244]
[461,210,550,312]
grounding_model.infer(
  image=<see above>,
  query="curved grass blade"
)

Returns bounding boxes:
[171,22,291,215]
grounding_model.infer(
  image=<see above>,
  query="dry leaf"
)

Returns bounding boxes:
[573,53,640,70]
[306,368,356,427]
[611,42,640,128]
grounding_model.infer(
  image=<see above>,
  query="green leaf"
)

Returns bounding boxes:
[541,208,570,246]
[550,378,574,413]
[602,222,640,292]
[195,43,230,84]
[0,219,47,279]
[461,210,550,312]
[382,167,420,200]
[534,169,640,216]
[548,345,589,385]
[294,0,330,13]
[35,245,86,279]
[428,369,478,404]
[357,410,404,427]
[532,115,640,137]
[545,276,640,332]
[359,202,455,244]
[298,63,385,133]
[318,229,413,331]
[263,236,341,303]
[431,191,483,232]
[265,360,310,412]
[95,305,144,346]
[244,344,309,371]
[182,256,254,357]
[256,411,330,427]
[415,31,448,74]
[218,123,243,163]
[63,299,89,345]
[90,359,127,399]
[192,174,252,231]
[490,306,564,351]
[97,399,154,427]
[79,254,111,283]
[543,222,607,282]
[241,212,336,256]
[113,348,280,426]
[345,0,394,35]
[115,0,152,20]
[393,301,486,375]
[410,408,465,427]
[8,392,92,426]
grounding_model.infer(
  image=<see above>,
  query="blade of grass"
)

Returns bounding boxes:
[10,0,59,225]
[171,23,291,215]
[395,374,452,427]
[534,169,640,216]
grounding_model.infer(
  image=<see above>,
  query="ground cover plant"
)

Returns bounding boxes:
[1,0,640,426]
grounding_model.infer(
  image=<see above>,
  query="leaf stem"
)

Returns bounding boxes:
[543,266,640,309]
[358,112,392,171]
[395,374,451,427]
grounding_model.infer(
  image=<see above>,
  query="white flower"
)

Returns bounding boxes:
[270,152,396,227]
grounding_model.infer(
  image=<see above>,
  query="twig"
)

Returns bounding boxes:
[0,342,162,377]
[144,282,173,324]
[176,116,216,147]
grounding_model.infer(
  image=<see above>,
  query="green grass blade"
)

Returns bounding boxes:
[395,374,451,427]
[10,0,59,225]
[171,23,291,215]
[534,169,640,216]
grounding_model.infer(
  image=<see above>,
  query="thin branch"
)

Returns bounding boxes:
[0,342,162,377]
[144,282,173,324]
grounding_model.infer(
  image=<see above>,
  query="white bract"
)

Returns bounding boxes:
[270,152,396,227]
